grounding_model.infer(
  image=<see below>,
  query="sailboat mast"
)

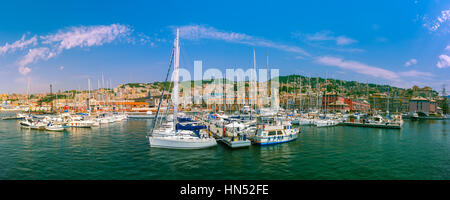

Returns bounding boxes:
[110,80,112,111]
[97,79,100,112]
[316,77,319,112]
[292,74,298,112]
[387,84,390,114]
[299,76,302,112]
[253,48,257,111]
[325,67,328,115]
[266,52,269,107]
[172,28,180,131]
[88,78,91,113]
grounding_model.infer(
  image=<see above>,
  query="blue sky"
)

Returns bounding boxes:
[0,0,449,94]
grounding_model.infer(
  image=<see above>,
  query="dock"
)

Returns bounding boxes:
[127,115,161,119]
[203,119,251,148]
[219,137,251,148]
[2,116,23,120]
[342,122,401,129]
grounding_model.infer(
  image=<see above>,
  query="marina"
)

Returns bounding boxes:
[0,30,448,179]
[0,111,448,180]
[0,2,449,183]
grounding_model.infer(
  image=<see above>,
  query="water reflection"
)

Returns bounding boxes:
[442,120,447,136]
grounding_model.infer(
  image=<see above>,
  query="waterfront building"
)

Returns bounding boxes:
[344,99,370,113]
[409,97,438,115]
[321,93,345,111]
[369,93,406,113]
[327,100,350,112]
[321,93,369,113]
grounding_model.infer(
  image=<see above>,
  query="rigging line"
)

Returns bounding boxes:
[149,47,175,136]
[157,80,174,128]
[155,56,175,132]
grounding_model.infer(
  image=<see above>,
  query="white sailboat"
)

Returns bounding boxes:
[148,28,217,149]
[45,121,65,131]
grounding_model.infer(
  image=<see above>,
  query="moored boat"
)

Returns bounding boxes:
[250,117,299,145]
[148,28,217,149]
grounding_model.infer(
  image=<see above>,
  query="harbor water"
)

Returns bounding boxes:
[0,113,449,180]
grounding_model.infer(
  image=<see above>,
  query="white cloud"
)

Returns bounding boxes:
[179,25,251,41]
[404,58,418,66]
[305,31,357,45]
[41,24,131,52]
[178,25,310,56]
[445,45,450,51]
[437,54,450,68]
[0,35,37,55]
[59,66,64,70]
[13,24,132,75]
[305,32,333,41]
[315,56,399,81]
[336,36,357,45]
[137,32,166,47]
[424,10,450,32]
[398,70,433,78]
[294,55,305,60]
[18,47,55,75]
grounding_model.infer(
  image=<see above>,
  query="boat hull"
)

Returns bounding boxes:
[46,127,65,131]
[251,133,298,145]
[149,136,217,149]
[68,122,92,128]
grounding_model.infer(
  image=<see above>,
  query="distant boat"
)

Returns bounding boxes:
[314,119,339,127]
[45,122,65,131]
[2,113,26,120]
[411,112,419,120]
[20,117,46,130]
[67,119,93,128]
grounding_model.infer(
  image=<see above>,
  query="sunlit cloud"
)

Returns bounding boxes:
[18,47,55,75]
[14,24,132,75]
[0,35,37,55]
[437,54,450,68]
[424,9,450,32]
[404,58,418,67]
[304,31,357,45]
[292,31,362,53]
[41,24,131,52]
[398,70,433,78]
[315,56,399,81]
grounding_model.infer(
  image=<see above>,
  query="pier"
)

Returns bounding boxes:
[342,122,401,129]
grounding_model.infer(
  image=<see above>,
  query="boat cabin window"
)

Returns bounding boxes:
[268,131,277,136]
